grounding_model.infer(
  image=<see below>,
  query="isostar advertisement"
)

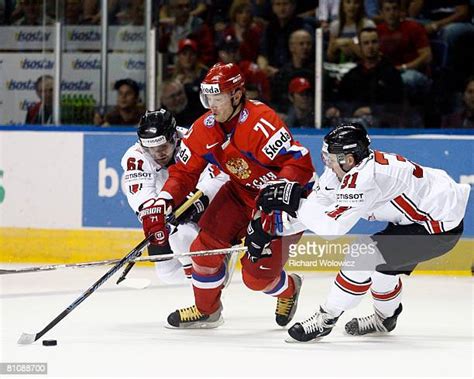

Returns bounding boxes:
[0,25,145,51]
[0,53,146,124]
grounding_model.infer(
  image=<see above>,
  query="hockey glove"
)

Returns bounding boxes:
[139,198,172,248]
[244,218,273,263]
[257,180,304,217]
[170,192,210,225]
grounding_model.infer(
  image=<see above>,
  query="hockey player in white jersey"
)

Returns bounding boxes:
[121,109,227,284]
[254,123,470,342]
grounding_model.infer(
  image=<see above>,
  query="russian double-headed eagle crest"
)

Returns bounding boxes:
[225,157,251,179]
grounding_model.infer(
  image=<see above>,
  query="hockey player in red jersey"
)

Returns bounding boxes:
[256,123,470,342]
[138,62,315,328]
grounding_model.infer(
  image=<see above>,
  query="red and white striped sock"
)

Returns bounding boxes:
[371,271,402,318]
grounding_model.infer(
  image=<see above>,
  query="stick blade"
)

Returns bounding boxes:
[17,332,37,345]
[116,278,151,289]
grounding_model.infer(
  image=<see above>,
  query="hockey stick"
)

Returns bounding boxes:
[17,243,246,344]
[116,190,203,286]
[1,243,246,275]
[17,235,153,345]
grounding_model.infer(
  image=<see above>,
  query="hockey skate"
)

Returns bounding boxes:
[345,303,403,336]
[166,305,224,329]
[275,273,302,327]
[286,307,341,342]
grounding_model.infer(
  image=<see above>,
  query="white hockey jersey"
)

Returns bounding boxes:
[121,141,228,214]
[298,150,470,237]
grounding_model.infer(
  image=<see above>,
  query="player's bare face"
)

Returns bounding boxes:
[206,93,233,122]
[324,153,354,180]
[145,142,174,166]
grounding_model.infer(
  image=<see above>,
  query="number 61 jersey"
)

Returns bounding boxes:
[161,99,315,208]
[298,150,470,237]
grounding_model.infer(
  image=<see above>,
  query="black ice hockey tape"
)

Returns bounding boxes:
[42,339,57,346]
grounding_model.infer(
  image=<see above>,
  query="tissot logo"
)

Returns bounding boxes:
[15,31,51,42]
[20,58,54,70]
[336,193,364,200]
[72,58,101,70]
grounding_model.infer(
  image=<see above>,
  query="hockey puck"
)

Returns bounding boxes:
[42,339,57,346]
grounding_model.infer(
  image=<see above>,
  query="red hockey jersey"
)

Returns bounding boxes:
[160,99,315,208]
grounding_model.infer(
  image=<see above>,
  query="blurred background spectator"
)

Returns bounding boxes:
[95,79,145,126]
[160,79,204,126]
[25,75,54,125]
[172,38,208,104]
[377,0,432,100]
[13,0,54,25]
[217,34,271,102]
[441,76,474,129]
[271,28,314,113]
[257,0,313,77]
[318,0,340,32]
[158,0,214,66]
[220,0,264,62]
[327,0,375,63]
[286,76,315,128]
[327,27,404,127]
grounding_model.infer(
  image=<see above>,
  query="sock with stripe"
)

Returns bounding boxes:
[371,271,402,318]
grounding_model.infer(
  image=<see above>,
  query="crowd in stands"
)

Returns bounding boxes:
[2,0,473,128]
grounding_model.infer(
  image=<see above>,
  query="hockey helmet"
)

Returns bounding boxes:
[137,109,177,148]
[322,122,371,166]
[200,62,245,109]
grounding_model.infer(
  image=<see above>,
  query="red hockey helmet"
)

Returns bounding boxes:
[200,63,245,109]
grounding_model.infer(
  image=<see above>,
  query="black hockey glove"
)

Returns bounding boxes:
[244,218,273,263]
[148,242,173,261]
[169,192,210,225]
[257,181,304,217]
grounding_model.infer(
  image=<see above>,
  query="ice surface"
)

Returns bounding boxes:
[1,266,472,378]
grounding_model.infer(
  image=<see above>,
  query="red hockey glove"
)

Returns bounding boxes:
[139,198,171,246]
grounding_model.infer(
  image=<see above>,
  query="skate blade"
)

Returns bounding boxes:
[117,278,151,289]
[165,317,224,330]
[285,335,324,343]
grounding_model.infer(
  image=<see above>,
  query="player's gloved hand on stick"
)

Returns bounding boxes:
[170,192,210,225]
[244,216,273,262]
[139,198,172,248]
[257,180,304,217]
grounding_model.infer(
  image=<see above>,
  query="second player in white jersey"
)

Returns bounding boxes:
[255,123,469,342]
[120,109,228,284]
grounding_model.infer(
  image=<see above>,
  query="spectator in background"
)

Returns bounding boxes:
[286,77,315,128]
[327,0,375,63]
[25,75,54,125]
[217,34,271,102]
[318,0,340,32]
[442,76,474,128]
[271,29,314,113]
[97,79,145,126]
[160,79,204,126]
[328,27,404,127]
[111,0,145,26]
[221,0,264,62]
[257,0,313,77]
[172,38,208,104]
[377,0,432,99]
[13,0,54,25]
[83,0,100,24]
[408,0,474,89]
[158,0,214,66]
[159,0,207,23]
[64,0,93,25]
